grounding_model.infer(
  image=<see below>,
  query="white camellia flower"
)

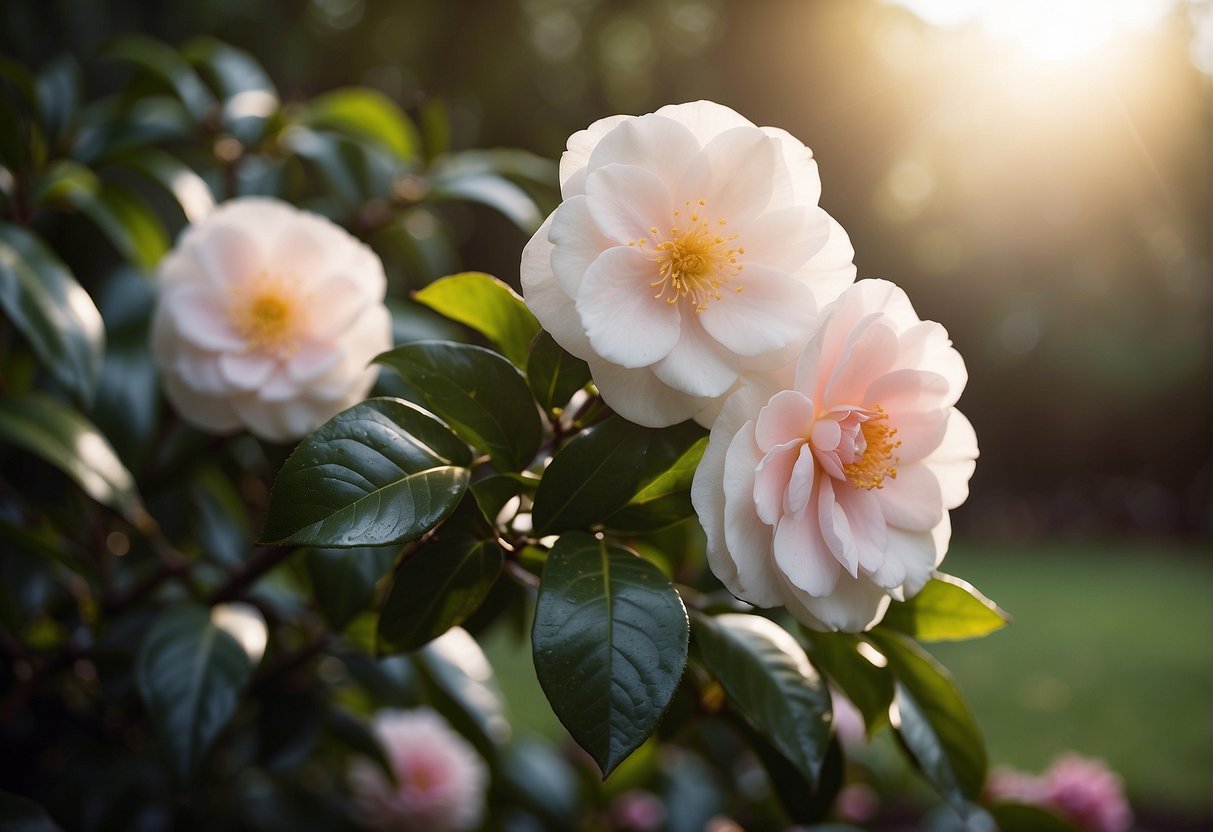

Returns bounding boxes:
[691,279,978,631]
[151,197,392,442]
[349,708,489,832]
[521,100,857,427]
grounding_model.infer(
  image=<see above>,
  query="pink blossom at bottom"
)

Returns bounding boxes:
[986,754,1133,832]
[349,708,488,832]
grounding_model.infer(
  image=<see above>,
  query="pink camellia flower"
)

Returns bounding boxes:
[521,100,856,427]
[691,279,977,631]
[349,708,489,832]
[151,197,392,442]
[1039,754,1134,832]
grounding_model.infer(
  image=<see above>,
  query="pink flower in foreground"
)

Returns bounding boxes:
[151,197,391,442]
[521,100,856,427]
[1040,754,1133,832]
[349,708,488,832]
[692,279,977,631]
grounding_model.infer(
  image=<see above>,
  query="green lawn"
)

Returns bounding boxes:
[484,539,1212,817]
[931,540,1211,816]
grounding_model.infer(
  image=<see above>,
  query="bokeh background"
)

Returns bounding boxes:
[3,0,1210,825]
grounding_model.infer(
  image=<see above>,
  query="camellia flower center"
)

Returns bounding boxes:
[229,272,304,355]
[842,408,901,490]
[632,199,744,313]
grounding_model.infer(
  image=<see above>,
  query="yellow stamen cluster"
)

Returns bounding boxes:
[229,272,303,355]
[631,199,744,313]
[843,408,902,490]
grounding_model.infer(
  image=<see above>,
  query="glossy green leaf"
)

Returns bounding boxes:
[0,393,147,528]
[413,272,540,369]
[881,574,1009,642]
[34,54,80,148]
[865,629,987,812]
[805,630,894,737]
[605,436,707,532]
[71,96,193,165]
[428,169,542,232]
[31,159,98,208]
[70,183,169,270]
[300,87,420,162]
[746,723,844,825]
[375,341,542,472]
[260,397,472,547]
[280,125,395,205]
[103,35,216,123]
[136,604,253,781]
[306,545,399,631]
[432,148,558,187]
[118,148,215,222]
[988,802,1079,832]
[526,331,591,414]
[378,532,503,654]
[182,37,278,142]
[0,223,104,406]
[531,417,706,535]
[414,627,510,756]
[532,533,689,777]
[694,612,832,783]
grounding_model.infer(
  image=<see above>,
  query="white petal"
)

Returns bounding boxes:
[697,127,780,224]
[218,352,277,390]
[167,284,245,351]
[697,264,819,357]
[754,389,815,451]
[922,409,979,510]
[835,486,888,573]
[786,575,891,633]
[584,115,702,196]
[584,164,673,244]
[654,100,754,146]
[269,210,347,282]
[737,206,823,273]
[760,125,823,208]
[720,421,786,607]
[772,500,842,596]
[876,462,944,532]
[549,196,613,297]
[561,114,631,195]
[231,394,292,442]
[872,524,937,597]
[587,359,703,428]
[286,342,343,384]
[651,318,738,398]
[173,347,229,395]
[195,222,264,288]
[303,276,367,339]
[797,213,857,307]
[521,214,594,358]
[578,247,681,368]
[894,320,967,403]
[162,373,242,435]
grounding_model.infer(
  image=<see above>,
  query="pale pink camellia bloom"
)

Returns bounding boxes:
[151,197,392,442]
[349,708,489,832]
[1040,754,1134,832]
[521,100,857,428]
[691,279,978,631]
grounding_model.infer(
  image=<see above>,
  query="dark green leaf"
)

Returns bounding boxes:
[469,473,536,528]
[414,627,510,756]
[0,223,104,405]
[432,148,558,187]
[605,436,707,532]
[181,37,278,143]
[378,532,503,654]
[193,465,251,567]
[693,612,831,783]
[413,272,540,369]
[299,87,420,162]
[31,159,98,209]
[307,545,399,631]
[117,148,215,222]
[0,393,147,528]
[988,802,1079,832]
[103,35,216,123]
[428,169,542,232]
[746,723,844,825]
[525,331,591,414]
[865,629,987,812]
[261,398,472,547]
[136,604,253,781]
[881,574,1009,642]
[0,790,64,832]
[375,341,541,472]
[0,94,26,170]
[71,96,192,165]
[280,125,395,205]
[531,417,706,535]
[532,532,689,777]
[805,630,894,737]
[34,54,80,149]
[70,183,169,270]
[498,738,580,828]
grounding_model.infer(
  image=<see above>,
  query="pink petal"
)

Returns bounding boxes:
[886,408,949,464]
[785,444,816,516]
[923,409,978,510]
[863,368,951,413]
[835,486,888,573]
[218,352,277,390]
[303,276,367,340]
[871,524,938,595]
[753,440,802,526]
[196,222,264,288]
[697,264,819,357]
[720,421,785,606]
[652,317,738,397]
[810,416,842,453]
[585,164,674,245]
[162,373,241,434]
[287,341,343,384]
[754,389,815,451]
[784,575,891,633]
[823,318,900,406]
[875,463,943,531]
[578,247,681,368]
[269,211,344,281]
[893,320,967,400]
[772,500,841,596]
[817,476,859,576]
[168,284,245,351]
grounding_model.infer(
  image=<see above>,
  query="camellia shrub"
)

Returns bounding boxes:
[1,37,1084,832]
